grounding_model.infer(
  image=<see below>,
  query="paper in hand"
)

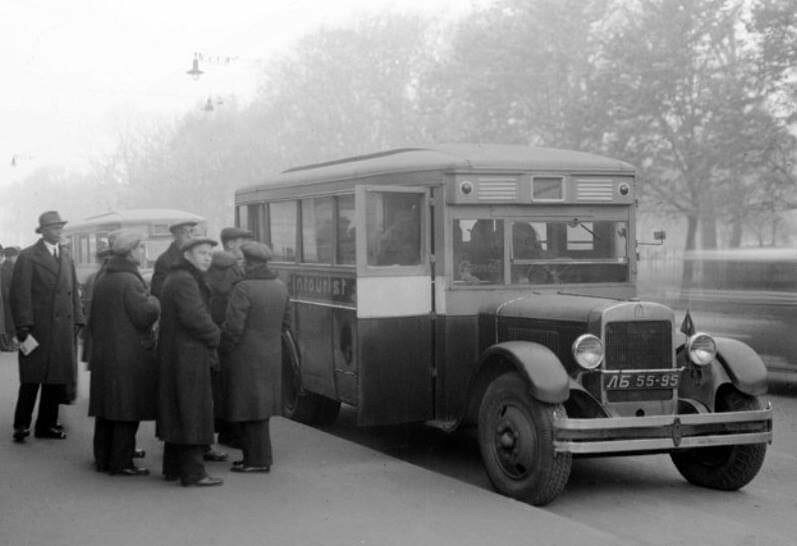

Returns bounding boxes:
[18,334,39,356]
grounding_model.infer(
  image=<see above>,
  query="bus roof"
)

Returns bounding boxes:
[64,208,205,230]
[236,144,636,195]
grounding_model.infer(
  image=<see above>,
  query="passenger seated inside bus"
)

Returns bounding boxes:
[368,193,422,266]
[453,219,504,284]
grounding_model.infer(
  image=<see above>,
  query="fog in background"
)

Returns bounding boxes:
[2,0,795,274]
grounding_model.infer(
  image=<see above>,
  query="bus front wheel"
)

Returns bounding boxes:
[477,371,572,506]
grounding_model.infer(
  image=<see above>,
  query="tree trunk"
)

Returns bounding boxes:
[699,214,718,250]
[681,214,698,286]
[729,216,743,248]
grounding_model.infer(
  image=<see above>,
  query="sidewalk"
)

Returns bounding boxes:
[0,354,625,546]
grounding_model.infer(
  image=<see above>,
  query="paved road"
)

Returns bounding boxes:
[0,352,625,546]
[1,349,794,545]
[322,380,797,546]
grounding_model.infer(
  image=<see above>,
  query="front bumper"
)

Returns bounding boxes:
[554,406,773,454]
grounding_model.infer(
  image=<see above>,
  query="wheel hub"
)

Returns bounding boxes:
[492,404,536,479]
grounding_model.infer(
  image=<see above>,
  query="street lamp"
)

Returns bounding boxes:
[186,53,204,80]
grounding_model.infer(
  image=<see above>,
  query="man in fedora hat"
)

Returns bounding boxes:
[150,220,198,300]
[10,211,84,442]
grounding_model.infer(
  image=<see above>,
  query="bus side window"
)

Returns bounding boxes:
[366,192,421,267]
[454,219,504,284]
[336,195,356,265]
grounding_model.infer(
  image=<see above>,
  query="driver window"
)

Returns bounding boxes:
[453,219,504,285]
[366,192,422,266]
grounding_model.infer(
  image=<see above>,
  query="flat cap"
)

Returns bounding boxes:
[111,230,144,255]
[180,237,218,252]
[240,240,272,262]
[169,219,199,233]
[220,226,254,243]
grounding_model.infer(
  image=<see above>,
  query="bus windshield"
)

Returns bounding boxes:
[453,218,629,285]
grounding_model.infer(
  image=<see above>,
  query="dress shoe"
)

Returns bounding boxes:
[181,476,223,487]
[34,427,67,439]
[12,428,30,443]
[232,459,244,467]
[110,466,150,476]
[133,448,146,458]
[230,465,270,473]
[53,423,65,432]
[203,448,228,462]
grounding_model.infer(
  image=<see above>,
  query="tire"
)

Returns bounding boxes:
[314,395,341,426]
[477,371,572,506]
[671,388,767,491]
[280,343,340,426]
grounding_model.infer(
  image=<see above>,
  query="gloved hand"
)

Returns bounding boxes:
[16,327,31,342]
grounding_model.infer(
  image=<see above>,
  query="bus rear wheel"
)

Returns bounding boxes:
[477,371,571,506]
[670,388,767,491]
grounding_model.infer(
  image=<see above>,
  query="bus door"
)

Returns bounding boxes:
[354,185,434,426]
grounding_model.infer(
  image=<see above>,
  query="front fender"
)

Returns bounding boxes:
[479,341,569,404]
[715,336,768,396]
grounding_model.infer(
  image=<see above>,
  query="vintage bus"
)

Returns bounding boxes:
[234,144,772,505]
[63,208,205,285]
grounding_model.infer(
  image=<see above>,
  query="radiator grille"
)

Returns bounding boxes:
[604,320,672,370]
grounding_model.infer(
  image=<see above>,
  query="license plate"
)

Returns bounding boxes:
[604,371,680,390]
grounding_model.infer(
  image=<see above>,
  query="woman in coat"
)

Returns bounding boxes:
[220,241,290,473]
[88,230,160,475]
[157,237,223,487]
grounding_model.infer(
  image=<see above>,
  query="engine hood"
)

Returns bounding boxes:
[487,293,621,323]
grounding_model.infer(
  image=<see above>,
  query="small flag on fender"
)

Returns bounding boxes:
[680,309,695,336]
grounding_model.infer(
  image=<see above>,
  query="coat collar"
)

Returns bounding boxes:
[244,262,278,280]
[105,255,146,284]
[31,239,62,276]
[173,258,211,290]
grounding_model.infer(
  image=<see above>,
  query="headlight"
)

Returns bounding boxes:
[686,332,717,366]
[572,334,604,370]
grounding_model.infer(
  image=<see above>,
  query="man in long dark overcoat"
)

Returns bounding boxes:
[157,237,223,487]
[89,230,160,475]
[220,241,290,472]
[10,211,84,442]
[150,220,197,300]
[206,226,252,452]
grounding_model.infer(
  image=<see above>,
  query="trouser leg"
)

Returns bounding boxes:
[163,442,180,478]
[240,419,272,467]
[108,421,139,472]
[93,417,113,471]
[36,384,62,432]
[13,383,40,430]
[179,445,208,484]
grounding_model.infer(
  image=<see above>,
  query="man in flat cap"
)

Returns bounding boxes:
[220,241,290,473]
[10,211,84,442]
[206,226,253,452]
[150,220,198,300]
[157,237,224,486]
[88,230,160,476]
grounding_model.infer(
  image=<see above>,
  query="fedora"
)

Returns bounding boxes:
[35,210,67,233]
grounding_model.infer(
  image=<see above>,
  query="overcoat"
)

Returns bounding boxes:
[220,263,290,422]
[206,250,243,325]
[10,240,84,398]
[1,260,15,337]
[150,241,182,300]
[80,260,109,365]
[88,256,160,421]
[157,259,220,445]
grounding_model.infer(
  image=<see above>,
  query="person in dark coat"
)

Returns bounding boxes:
[206,226,253,452]
[157,237,223,487]
[88,230,160,475]
[0,246,19,351]
[150,220,198,300]
[10,211,85,442]
[220,241,290,473]
[80,243,113,365]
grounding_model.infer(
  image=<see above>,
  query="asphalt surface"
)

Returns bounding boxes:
[2,348,796,545]
[0,352,623,546]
